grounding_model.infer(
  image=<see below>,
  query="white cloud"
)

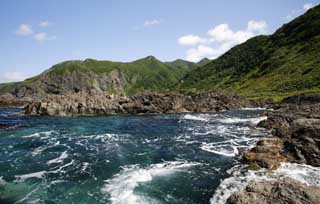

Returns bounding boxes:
[178,35,206,46]
[16,24,34,36]
[2,72,29,82]
[287,3,315,20]
[144,19,161,27]
[247,20,267,33]
[34,32,56,42]
[39,21,50,27]
[186,45,215,62]
[303,3,314,11]
[179,20,268,62]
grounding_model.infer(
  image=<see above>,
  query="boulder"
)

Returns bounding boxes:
[227,179,320,204]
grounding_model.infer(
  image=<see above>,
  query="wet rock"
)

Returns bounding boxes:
[256,93,320,167]
[227,179,320,204]
[24,91,260,116]
[243,139,287,170]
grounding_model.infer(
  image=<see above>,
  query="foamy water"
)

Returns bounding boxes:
[2,108,314,204]
[210,163,320,204]
[102,161,199,204]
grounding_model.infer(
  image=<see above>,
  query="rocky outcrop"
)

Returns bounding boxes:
[228,94,320,203]
[24,91,262,116]
[0,94,31,107]
[243,139,287,170]
[227,179,320,204]
[257,94,320,167]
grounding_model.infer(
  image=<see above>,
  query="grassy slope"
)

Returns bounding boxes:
[0,56,188,96]
[178,5,320,101]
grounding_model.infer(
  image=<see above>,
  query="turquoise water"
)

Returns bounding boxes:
[0,108,268,204]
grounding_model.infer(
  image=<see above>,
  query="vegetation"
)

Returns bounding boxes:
[0,56,188,96]
[178,5,320,100]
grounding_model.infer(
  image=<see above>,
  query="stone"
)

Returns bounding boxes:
[227,179,320,204]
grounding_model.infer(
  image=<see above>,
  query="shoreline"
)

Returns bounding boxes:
[225,93,320,203]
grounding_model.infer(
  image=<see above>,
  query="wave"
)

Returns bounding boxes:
[15,171,47,182]
[47,151,68,164]
[22,130,58,138]
[210,163,320,204]
[241,107,266,110]
[181,114,209,122]
[102,161,199,204]
[217,116,267,125]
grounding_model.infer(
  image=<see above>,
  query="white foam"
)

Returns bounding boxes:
[217,116,267,125]
[102,161,199,204]
[47,151,68,164]
[15,171,47,182]
[0,176,6,185]
[182,114,208,122]
[210,163,320,204]
[241,107,266,110]
[22,130,57,138]
[201,143,239,157]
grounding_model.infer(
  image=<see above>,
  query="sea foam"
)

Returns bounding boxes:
[210,163,320,204]
[102,161,199,204]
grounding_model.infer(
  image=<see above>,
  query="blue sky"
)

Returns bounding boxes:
[0,0,319,83]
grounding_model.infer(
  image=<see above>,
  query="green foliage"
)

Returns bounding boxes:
[0,56,189,96]
[178,5,320,100]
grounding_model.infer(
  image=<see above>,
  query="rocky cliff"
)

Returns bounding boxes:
[228,93,320,203]
[24,91,262,116]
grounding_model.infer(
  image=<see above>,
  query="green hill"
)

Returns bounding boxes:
[0,56,189,97]
[178,5,320,100]
[165,59,199,72]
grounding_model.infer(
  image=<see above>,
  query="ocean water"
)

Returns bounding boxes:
[0,108,319,204]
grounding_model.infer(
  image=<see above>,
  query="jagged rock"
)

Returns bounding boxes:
[24,91,260,116]
[227,179,320,204]
[243,139,287,169]
[0,94,31,107]
[257,93,320,167]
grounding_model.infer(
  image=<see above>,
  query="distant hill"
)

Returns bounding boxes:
[165,59,199,71]
[178,5,320,100]
[197,58,210,66]
[0,56,191,97]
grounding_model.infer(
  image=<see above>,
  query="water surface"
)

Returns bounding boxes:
[0,109,273,204]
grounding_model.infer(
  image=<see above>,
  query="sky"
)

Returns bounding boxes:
[0,0,319,83]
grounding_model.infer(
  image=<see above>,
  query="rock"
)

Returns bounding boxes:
[0,94,31,107]
[23,91,260,116]
[227,179,320,204]
[243,139,287,169]
[256,94,320,167]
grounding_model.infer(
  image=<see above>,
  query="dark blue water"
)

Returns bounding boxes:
[0,108,269,204]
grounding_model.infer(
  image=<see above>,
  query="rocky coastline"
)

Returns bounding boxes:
[23,91,269,116]
[227,94,320,204]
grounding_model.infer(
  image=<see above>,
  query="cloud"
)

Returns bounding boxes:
[303,3,314,11]
[16,23,56,42]
[34,32,56,42]
[39,21,51,27]
[287,3,315,20]
[16,24,34,36]
[179,20,268,62]
[178,35,206,46]
[2,72,29,82]
[144,19,161,27]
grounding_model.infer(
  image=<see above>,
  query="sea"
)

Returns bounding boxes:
[0,108,319,204]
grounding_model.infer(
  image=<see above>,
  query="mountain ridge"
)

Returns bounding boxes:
[177,4,320,100]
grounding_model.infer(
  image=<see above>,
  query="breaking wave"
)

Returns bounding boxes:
[210,163,320,204]
[102,161,199,204]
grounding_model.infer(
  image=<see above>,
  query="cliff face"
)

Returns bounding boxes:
[24,91,262,116]
[1,56,190,98]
